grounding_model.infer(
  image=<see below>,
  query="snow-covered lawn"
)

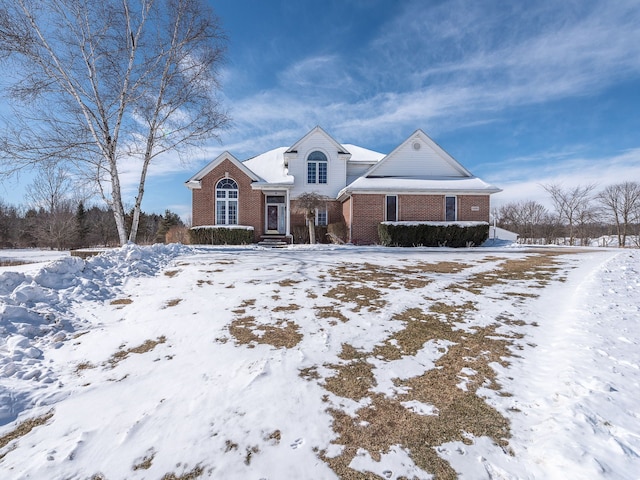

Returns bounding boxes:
[1,244,638,479]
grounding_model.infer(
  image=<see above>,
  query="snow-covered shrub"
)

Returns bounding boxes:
[378,222,489,247]
[189,226,254,245]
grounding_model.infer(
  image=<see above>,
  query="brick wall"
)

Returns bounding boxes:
[399,194,445,221]
[457,195,490,221]
[350,194,385,244]
[191,158,264,241]
[347,193,491,244]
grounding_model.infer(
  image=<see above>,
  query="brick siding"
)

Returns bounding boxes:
[191,158,264,241]
[457,195,490,221]
[347,193,491,244]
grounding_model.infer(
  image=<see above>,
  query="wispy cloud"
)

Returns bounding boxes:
[218,0,640,148]
[489,148,640,208]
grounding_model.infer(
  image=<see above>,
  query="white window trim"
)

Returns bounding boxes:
[316,207,328,226]
[306,150,328,185]
[215,178,239,225]
[445,195,457,222]
[385,195,398,222]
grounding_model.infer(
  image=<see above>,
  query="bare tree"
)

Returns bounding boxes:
[596,181,640,247]
[293,192,328,244]
[0,0,228,245]
[543,183,597,246]
[25,162,73,214]
[498,200,557,244]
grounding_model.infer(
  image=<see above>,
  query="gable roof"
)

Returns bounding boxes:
[285,125,350,155]
[243,147,293,185]
[185,151,260,189]
[364,129,472,178]
[337,129,501,199]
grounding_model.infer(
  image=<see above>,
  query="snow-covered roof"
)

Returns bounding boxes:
[185,127,500,198]
[341,144,385,163]
[339,176,502,198]
[243,147,293,185]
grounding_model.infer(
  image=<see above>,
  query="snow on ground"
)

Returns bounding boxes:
[0,243,638,479]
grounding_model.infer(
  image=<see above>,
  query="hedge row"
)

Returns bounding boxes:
[378,223,489,247]
[189,227,254,245]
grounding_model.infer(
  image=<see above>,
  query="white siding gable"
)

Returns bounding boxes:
[286,127,349,198]
[366,130,471,179]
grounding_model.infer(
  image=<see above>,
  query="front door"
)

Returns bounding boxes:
[265,195,286,234]
[267,205,279,231]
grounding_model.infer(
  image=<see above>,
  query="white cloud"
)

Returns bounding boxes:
[217,0,640,148]
[488,148,640,209]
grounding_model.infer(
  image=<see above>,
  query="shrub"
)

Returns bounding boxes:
[189,226,254,245]
[293,224,329,244]
[378,222,489,247]
[327,221,347,243]
[166,225,190,244]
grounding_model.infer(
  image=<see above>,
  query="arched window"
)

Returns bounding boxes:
[307,151,327,184]
[216,178,238,225]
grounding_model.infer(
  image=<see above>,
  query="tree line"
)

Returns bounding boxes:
[496,181,640,247]
[0,200,184,250]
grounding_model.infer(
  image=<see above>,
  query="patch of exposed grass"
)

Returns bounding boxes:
[328,262,443,292]
[164,270,180,277]
[0,410,54,459]
[300,367,321,381]
[372,308,456,361]
[325,284,386,312]
[315,305,349,323]
[324,359,376,402]
[75,361,96,374]
[107,336,167,368]
[164,298,182,308]
[319,302,517,479]
[244,445,260,465]
[161,465,205,480]
[132,450,155,470]
[452,253,566,294]
[229,317,302,349]
[265,429,281,444]
[110,298,133,306]
[272,304,301,312]
[277,278,300,287]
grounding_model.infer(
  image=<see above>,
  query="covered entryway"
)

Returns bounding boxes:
[265,194,286,234]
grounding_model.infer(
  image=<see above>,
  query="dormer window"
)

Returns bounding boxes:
[307,151,327,184]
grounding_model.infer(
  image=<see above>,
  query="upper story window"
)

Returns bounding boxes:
[307,151,327,184]
[216,178,238,225]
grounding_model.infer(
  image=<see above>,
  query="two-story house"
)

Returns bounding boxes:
[185,126,501,244]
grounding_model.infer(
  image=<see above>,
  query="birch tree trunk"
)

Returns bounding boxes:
[0,0,228,245]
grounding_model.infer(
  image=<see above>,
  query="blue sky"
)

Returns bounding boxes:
[3,0,640,220]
